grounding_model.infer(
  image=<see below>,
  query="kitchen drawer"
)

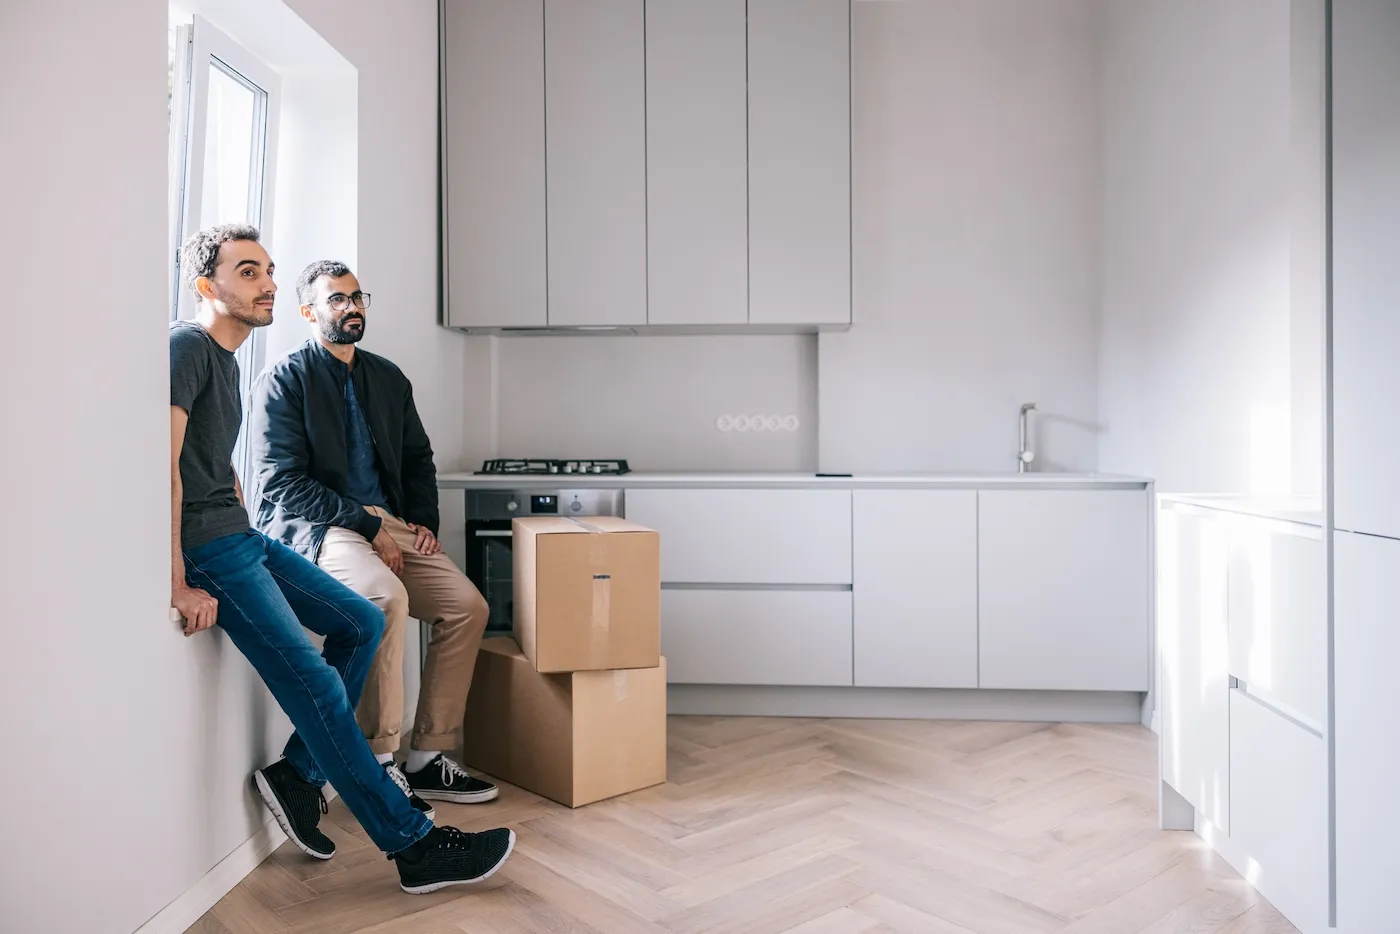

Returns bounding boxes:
[624,488,852,584]
[1226,518,1326,727]
[660,589,852,686]
[1228,689,1328,933]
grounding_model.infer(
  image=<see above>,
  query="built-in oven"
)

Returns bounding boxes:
[463,488,625,638]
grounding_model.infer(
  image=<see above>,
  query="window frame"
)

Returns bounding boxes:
[167,13,283,490]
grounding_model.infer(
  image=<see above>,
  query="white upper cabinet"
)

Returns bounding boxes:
[645,0,748,326]
[441,0,546,328]
[544,0,647,326]
[747,0,852,326]
[978,490,1150,692]
[440,0,852,332]
[1332,0,1400,539]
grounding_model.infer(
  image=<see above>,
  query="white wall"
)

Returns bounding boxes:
[1,2,458,930]
[0,2,177,931]
[819,0,1103,475]
[1096,0,1325,496]
[284,0,475,474]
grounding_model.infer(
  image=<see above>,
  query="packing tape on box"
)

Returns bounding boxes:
[571,517,613,665]
[614,669,629,701]
[591,573,611,664]
[567,517,608,564]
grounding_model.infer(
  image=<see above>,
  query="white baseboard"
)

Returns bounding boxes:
[133,818,286,934]
[134,786,339,934]
[666,685,1146,723]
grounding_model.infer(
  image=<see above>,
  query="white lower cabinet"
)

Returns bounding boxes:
[852,489,978,688]
[1228,690,1328,933]
[1158,508,1231,832]
[1226,519,1326,727]
[1334,529,1400,932]
[1159,500,1333,934]
[659,589,852,686]
[630,484,1150,696]
[978,490,1150,691]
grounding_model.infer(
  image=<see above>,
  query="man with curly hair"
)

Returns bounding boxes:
[169,223,514,894]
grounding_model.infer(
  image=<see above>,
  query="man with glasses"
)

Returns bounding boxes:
[247,260,498,815]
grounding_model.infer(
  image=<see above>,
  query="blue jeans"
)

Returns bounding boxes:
[183,529,433,854]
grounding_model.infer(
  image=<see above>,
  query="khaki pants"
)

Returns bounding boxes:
[317,506,488,755]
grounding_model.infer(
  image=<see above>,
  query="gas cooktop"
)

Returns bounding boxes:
[475,458,631,476]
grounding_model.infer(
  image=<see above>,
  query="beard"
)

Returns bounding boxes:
[319,311,365,344]
[222,291,275,328]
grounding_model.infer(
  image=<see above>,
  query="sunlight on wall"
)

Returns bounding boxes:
[1249,403,1293,496]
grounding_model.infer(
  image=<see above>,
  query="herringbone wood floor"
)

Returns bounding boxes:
[193,717,1298,934]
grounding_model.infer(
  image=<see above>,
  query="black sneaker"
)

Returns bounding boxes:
[390,825,516,894]
[404,754,499,804]
[383,761,436,822]
[252,759,335,860]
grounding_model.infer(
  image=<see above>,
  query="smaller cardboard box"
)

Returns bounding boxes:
[460,637,667,808]
[512,515,661,673]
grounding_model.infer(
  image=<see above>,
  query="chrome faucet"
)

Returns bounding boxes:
[1018,402,1037,473]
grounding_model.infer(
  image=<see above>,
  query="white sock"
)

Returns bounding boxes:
[375,752,395,766]
[405,749,440,773]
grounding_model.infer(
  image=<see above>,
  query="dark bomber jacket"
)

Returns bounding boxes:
[247,339,440,561]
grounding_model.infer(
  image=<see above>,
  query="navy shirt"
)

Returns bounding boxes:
[344,377,388,510]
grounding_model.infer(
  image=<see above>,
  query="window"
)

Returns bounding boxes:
[168,14,281,488]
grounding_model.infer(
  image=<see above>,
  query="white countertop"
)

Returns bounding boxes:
[436,470,1154,491]
[1158,492,1324,527]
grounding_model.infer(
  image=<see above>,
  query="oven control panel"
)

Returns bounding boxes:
[466,488,625,522]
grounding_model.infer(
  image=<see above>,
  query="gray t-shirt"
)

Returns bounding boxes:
[170,320,250,549]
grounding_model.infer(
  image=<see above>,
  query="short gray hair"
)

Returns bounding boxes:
[180,224,261,294]
[297,260,353,306]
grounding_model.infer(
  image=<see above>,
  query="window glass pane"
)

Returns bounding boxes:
[200,62,258,228]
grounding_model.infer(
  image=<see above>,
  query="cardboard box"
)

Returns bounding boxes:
[460,637,667,808]
[512,515,660,673]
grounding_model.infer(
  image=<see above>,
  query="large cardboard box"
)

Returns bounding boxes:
[512,515,660,673]
[460,637,667,808]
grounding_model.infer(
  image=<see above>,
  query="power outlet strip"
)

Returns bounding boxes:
[716,414,799,433]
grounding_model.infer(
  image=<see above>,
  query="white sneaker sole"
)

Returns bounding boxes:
[415,785,500,805]
[253,770,334,861]
[399,829,517,895]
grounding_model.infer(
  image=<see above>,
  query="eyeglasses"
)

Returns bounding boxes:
[325,291,371,312]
